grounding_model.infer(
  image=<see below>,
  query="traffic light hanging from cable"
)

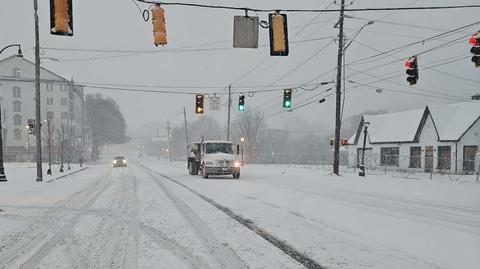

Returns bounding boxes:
[49,0,73,36]
[404,56,419,85]
[152,4,167,46]
[195,94,204,114]
[283,89,292,108]
[238,95,245,111]
[269,12,289,56]
[469,31,480,67]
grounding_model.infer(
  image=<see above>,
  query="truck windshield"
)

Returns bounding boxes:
[206,143,234,154]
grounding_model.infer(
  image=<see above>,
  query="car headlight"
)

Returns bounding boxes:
[113,160,117,164]
[234,161,240,167]
[123,160,127,163]
[205,161,214,166]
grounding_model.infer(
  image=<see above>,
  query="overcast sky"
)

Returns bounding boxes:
[1,0,479,138]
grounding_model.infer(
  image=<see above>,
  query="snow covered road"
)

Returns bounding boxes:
[0,163,302,269]
[0,159,479,269]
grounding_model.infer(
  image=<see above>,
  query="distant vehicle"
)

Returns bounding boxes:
[112,156,127,168]
[188,140,241,179]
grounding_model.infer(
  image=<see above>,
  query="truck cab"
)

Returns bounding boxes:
[188,140,241,179]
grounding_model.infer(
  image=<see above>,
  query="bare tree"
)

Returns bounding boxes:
[232,108,267,161]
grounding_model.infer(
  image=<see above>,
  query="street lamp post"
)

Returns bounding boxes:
[359,121,370,177]
[0,44,23,182]
[0,102,6,181]
[33,0,43,182]
[240,136,245,166]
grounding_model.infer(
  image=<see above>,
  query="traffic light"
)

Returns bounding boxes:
[469,32,480,67]
[49,0,73,36]
[269,12,289,56]
[238,95,245,111]
[27,119,35,135]
[404,56,419,85]
[195,94,204,114]
[152,4,167,47]
[283,89,292,108]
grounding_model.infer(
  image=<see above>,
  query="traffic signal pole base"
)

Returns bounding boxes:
[0,175,6,182]
[358,165,366,177]
[36,177,42,182]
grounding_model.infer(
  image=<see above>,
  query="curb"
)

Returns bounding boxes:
[46,167,89,183]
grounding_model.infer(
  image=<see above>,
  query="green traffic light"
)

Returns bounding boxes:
[284,100,291,108]
[239,105,245,111]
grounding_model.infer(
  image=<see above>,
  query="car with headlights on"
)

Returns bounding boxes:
[112,156,127,168]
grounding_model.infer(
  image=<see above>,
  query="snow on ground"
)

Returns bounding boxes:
[0,160,303,269]
[141,157,480,269]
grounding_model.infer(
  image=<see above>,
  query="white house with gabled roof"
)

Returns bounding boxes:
[347,101,480,174]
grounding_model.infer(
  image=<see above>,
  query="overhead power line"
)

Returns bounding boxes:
[134,1,480,13]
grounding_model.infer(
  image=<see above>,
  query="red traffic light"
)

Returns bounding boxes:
[404,61,414,69]
[469,37,479,46]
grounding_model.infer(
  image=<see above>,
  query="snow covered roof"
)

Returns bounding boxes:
[349,102,480,145]
[363,108,426,144]
[428,102,480,141]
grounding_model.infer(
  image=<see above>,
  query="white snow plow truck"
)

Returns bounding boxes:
[188,140,241,179]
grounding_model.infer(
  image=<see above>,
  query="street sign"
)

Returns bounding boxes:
[233,16,259,48]
[209,95,221,110]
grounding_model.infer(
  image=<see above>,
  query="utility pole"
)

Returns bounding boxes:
[166,121,172,161]
[34,0,43,181]
[333,0,346,176]
[0,102,6,181]
[183,106,189,159]
[156,128,161,159]
[47,119,52,175]
[227,85,232,141]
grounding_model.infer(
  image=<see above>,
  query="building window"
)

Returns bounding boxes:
[13,68,21,77]
[14,129,22,140]
[61,97,67,105]
[409,147,421,168]
[464,146,478,172]
[47,111,54,119]
[47,97,54,105]
[61,112,68,119]
[437,146,451,170]
[60,84,67,92]
[13,100,21,112]
[380,147,399,166]
[13,86,21,98]
[13,114,22,126]
[47,83,53,91]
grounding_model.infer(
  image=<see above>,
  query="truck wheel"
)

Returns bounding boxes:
[233,173,240,179]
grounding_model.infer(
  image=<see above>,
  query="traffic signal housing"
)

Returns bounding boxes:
[27,119,35,134]
[50,0,73,36]
[404,56,419,85]
[238,95,245,111]
[283,89,292,108]
[152,4,167,46]
[469,32,480,67]
[195,94,204,114]
[269,12,289,56]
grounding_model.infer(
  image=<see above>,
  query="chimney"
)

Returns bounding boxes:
[472,94,480,101]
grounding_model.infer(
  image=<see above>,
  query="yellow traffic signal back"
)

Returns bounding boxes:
[269,12,289,56]
[152,4,167,46]
[50,0,73,36]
